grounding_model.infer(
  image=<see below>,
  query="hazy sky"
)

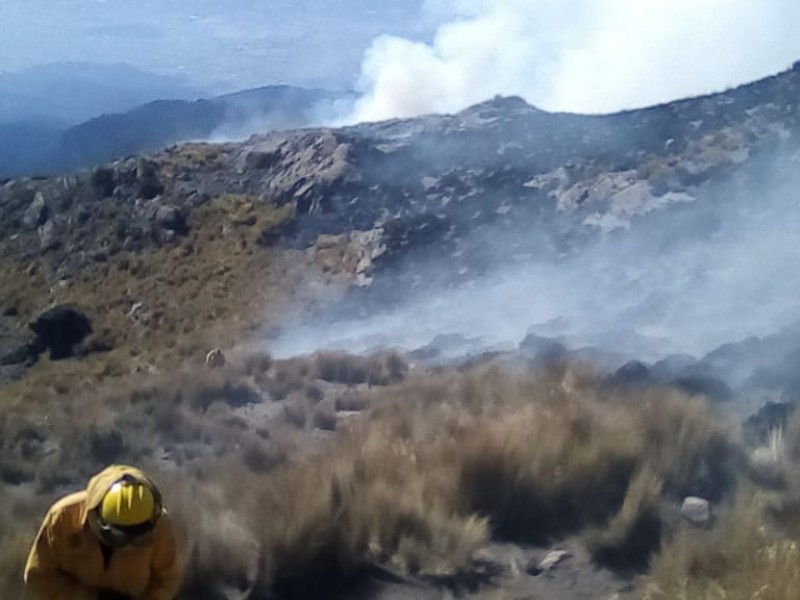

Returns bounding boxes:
[2,0,799,114]
[0,0,427,92]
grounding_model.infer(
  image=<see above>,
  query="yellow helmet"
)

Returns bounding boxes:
[100,479,157,527]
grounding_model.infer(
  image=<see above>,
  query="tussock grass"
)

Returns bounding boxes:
[0,487,51,599]
[0,357,768,599]
[645,492,800,600]
[644,409,800,599]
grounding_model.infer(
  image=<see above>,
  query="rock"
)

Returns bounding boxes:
[38,220,59,250]
[154,204,187,233]
[681,497,711,525]
[518,334,567,364]
[90,167,116,198]
[245,149,282,170]
[527,549,571,576]
[205,348,226,369]
[23,192,49,228]
[0,342,39,367]
[29,305,93,360]
[127,302,152,326]
[613,360,651,385]
[410,333,481,361]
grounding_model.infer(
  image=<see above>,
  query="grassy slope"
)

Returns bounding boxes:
[5,347,796,599]
[0,188,321,405]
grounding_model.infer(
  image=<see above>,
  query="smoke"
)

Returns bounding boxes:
[350,0,800,122]
[270,160,800,365]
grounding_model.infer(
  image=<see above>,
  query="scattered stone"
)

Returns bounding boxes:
[205,348,227,369]
[681,497,711,525]
[29,305,93,360]
[23,192,49,228]
[527,550,571,576]
[127,302,152,326]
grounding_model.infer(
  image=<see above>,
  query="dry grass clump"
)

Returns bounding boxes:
[587,469,664,573]
[0,487,52,598]
[643,408,800,599]
[635,391,737,502]
[267,351,408,397]
[231,363,739,592]
[0,359,748,599]
[314,351,409,386]
[362,365,739,572]
[254,427,490,595]
[160,469,262,600]
[645,492,800,600]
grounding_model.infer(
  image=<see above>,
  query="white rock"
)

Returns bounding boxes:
[538,549,570,572]
[681,496,710,525]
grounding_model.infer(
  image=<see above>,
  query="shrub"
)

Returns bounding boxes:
[90,167,115,198]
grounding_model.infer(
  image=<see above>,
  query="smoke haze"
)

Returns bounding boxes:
[351,0,800,122]
[271,158,800,366]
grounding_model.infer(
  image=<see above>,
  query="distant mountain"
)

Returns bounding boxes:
[0,119,65,176]
[58,86,345,171]
[0,62,201,124]
[0,85,349,177]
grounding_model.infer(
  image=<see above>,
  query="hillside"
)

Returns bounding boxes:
[2,65,800,599]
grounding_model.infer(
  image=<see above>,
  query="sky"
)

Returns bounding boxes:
[1,0,799,115]
[0,0,427,92]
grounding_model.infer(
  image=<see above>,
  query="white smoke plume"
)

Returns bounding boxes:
[350,0,800,122]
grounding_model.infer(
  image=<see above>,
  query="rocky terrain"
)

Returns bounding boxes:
[4,62,800,387]
[2,64,800,599]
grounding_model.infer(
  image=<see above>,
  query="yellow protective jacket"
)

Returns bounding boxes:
[24,465,184,600]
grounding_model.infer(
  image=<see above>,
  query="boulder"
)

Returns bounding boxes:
[681,497,711,525]
[23,192,49,228]
[154,204,187,233]
[29,305,93,360]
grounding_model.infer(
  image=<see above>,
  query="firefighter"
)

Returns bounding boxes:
[24,465,184,600]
